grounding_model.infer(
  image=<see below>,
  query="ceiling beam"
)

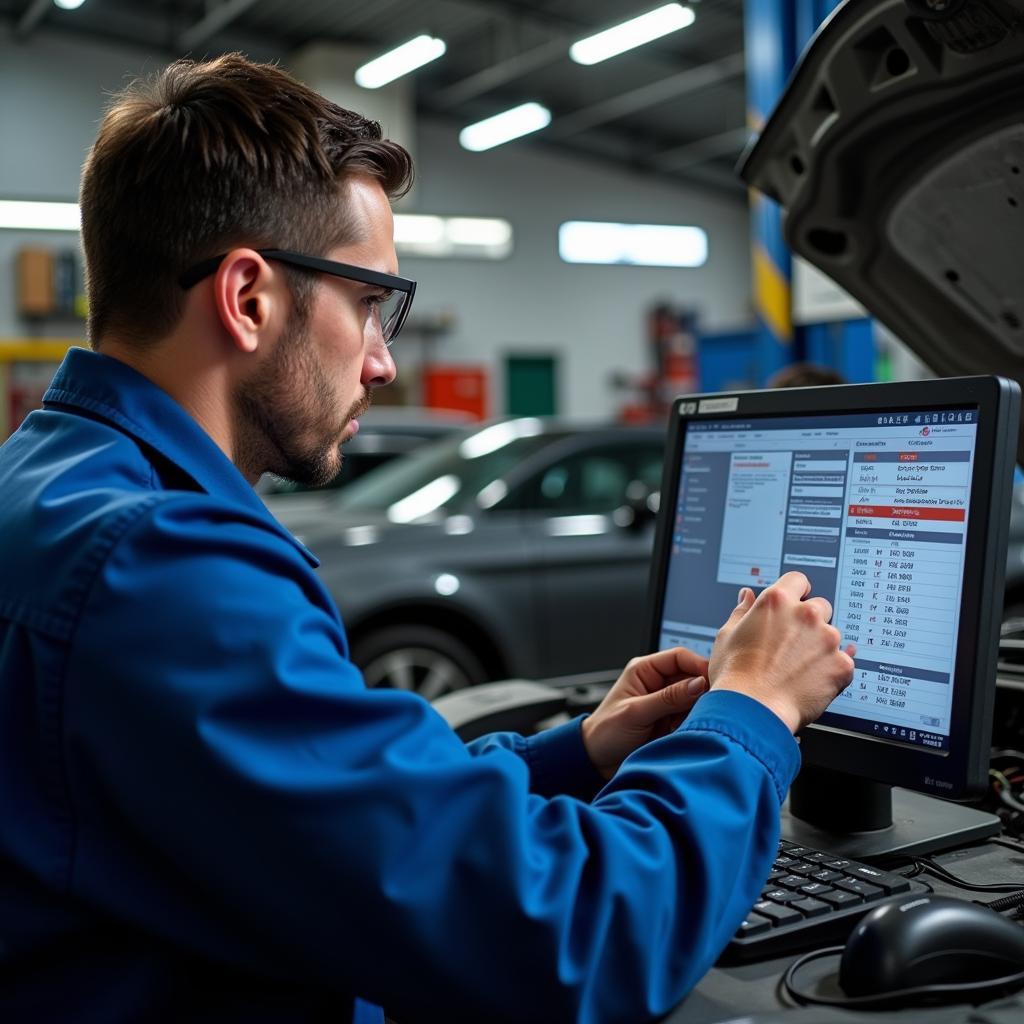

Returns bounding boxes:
[429,37,567,110]
[669,160,745,194]
[545,52,745,140]
[653,126,750,173]
[542,134,745,198]
[178,0,262,52]
[15,0,49,39]
[425,0,707,111]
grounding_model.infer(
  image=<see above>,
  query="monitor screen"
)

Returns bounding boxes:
[658,406,978,757]
[648,377,1020,849]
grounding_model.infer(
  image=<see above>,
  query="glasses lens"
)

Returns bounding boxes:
[379,289,411,344]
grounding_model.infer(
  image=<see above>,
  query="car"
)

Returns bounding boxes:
[256,406,472,515]
[737,0,1024,631]
[266,418,665,696]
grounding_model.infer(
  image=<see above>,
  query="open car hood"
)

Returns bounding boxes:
[739,0,1024,456]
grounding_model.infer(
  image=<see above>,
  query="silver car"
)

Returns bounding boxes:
[267,418,665,696]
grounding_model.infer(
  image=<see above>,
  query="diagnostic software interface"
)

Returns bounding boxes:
[658,408,979,755]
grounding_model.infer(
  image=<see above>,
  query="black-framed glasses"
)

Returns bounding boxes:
[179,248,417,345]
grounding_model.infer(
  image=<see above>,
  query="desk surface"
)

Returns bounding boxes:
[664,836,1024,1023]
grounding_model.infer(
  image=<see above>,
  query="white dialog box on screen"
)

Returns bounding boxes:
[717,451,792,587]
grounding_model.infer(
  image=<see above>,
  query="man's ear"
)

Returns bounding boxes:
[211,249,284,354]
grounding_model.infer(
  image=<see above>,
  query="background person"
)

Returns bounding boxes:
[768,361,847,389]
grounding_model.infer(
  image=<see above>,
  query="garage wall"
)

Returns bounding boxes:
[0,26,754,418]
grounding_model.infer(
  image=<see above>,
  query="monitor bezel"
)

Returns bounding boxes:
[648,376,1020,800]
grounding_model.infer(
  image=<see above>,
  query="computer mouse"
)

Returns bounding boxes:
[839,894,1024,996]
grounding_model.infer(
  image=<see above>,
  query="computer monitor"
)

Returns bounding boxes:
[648,376,1020,859]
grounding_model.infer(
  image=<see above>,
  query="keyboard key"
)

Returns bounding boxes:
[824,858,851,869]
[844,865,911,895]
[791,897,830,918]
[834,878,884,900]
[802,852,832,863]
[736,913,773,937]
[752,900,802,925]
[782,845,809,856]
[764,888,803,904]
[787,860,821,876]
[778,874,808,890]
[799,882,834,898]
[811,869,844,883]
[816,888,862,908]
[773,855,795,867]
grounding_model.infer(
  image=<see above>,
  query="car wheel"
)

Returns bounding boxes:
[351,625,488,699]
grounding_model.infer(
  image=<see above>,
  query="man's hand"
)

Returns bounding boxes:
[581,647,710,779]
[709,571,856,734]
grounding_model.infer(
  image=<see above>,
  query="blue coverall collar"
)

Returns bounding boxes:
[42,347,319,567]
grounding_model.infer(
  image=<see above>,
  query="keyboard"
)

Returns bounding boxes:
[721,839,930,963]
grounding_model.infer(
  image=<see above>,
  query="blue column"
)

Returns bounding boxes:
[787,0,877,384]
[803,319,876,383]
[745,0,796,384]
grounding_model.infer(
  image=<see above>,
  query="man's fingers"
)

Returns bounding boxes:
[720,586,756,632]
[802,595,833,622]
[630,676,707,727]
[631,646,709,691]
[768,571,812,602]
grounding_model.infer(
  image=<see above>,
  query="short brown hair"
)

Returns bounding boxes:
[80,53,414,346]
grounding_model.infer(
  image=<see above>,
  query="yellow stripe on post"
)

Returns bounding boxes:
[752,243,793,344]
[0,340,84,362]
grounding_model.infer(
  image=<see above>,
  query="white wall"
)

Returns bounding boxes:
[401,120,752,416]
[0,28,755,418]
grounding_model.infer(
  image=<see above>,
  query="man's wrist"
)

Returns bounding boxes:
[709,681,799,735]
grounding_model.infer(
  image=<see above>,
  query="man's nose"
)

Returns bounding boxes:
[362,334,397,389]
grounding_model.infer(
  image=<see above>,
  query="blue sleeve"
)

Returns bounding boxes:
[66,495,799,1024]
[467,717,606,801]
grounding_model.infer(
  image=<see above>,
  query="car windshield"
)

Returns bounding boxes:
[334,420,568,521]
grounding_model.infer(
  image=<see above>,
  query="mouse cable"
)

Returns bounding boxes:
[781,946,1024,1009]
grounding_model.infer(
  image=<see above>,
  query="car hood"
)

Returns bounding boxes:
[739,0,1024,457]
[265,503,463,553]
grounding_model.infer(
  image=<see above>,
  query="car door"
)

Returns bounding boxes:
[492,436,665,678]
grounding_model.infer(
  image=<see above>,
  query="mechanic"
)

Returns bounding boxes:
[0,54,855,1023]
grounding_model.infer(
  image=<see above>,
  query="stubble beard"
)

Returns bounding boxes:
[235,314,370,487]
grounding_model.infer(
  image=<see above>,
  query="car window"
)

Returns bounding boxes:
[496,442,664,515]
[334,429,570,518]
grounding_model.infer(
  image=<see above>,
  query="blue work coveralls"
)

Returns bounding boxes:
[0,348,799,1022]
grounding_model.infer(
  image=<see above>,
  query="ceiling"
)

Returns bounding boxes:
[2,0,749,198]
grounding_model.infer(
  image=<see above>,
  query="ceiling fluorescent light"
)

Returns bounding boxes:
[0,200,80,231]
[558,221,707,267]
[393,214,446,246]
[355,35,446,89]
[459,103,551,152]
[53,0,87,8]
[444,218,511,248]
[569,3,695,65]
[394,214,513,259]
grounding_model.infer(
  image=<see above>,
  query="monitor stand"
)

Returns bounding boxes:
[780,765,1000,860]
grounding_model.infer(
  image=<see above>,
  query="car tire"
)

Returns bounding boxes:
[350,625,488,699]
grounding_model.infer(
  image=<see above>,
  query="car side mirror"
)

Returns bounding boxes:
[613,481,659,532]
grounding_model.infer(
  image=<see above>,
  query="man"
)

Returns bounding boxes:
[0,54,854,1022]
